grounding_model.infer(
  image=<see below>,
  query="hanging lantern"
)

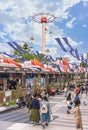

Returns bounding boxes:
[45,27,47,31]
[23,42,28,50]
[30,36,34,41]
[49,31,52,34]
[49,31,53,37]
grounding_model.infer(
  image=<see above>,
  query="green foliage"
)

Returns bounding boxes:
[13,42,53,66]
[21,54,34,60]
[13,45,51,64]
[33,77,38,95]
[3,100,16,107]
[46,49,50,53]
[56,57,62,60]
[16,84,21,99]
[80,62,88,68]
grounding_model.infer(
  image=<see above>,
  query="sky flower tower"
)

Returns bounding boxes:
[32,13,56,54]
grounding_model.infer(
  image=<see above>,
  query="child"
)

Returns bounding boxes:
[74,98,83,130]
[82,93,87,105]
[66,93,73,114]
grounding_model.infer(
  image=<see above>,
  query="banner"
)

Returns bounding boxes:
[55,37,88,64]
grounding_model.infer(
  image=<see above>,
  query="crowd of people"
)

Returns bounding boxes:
[65,82,88,130]
[15,82,88,130]
[16,90,53,128]
[15,87,63,128]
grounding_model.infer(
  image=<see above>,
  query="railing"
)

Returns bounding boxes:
[0,88,28,104]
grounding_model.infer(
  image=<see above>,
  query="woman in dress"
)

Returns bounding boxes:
[30,93,40,125]
[74,98,83,130]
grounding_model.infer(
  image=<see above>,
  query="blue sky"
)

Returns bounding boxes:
[0,0,88,63]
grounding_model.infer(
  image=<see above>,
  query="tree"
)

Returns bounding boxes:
[13,42,51,65]
[80,62,88,68]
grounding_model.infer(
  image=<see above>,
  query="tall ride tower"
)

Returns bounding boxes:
[32,13,56,54]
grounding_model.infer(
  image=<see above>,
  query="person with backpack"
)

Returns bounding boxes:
[85,82,88,96]
[40,96,51,128]
[29,93,40,125]
[74,90,81,105]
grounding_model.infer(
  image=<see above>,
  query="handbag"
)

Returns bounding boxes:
[50,114,53,121]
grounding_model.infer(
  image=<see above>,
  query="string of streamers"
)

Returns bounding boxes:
[55,37,88,64]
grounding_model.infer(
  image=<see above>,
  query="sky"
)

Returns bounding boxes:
[0,0,88,62]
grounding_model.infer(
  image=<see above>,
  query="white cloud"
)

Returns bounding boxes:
[46,47,57,57]
[46,23,64,45]
[78,41,83,45]
[83,0,88,6]
[83,24,87,27]
[59,37,79,48]
[0,0,85,58]
[0,42,12,53]
[66,37,84,47]
[83,53,87,58]
[63,54,81,64]
[66,17,76,28]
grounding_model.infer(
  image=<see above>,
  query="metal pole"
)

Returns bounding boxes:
[42,22,46,54]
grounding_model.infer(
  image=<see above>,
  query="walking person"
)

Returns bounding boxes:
[26,93,32,112]
[29,93,40,125]
[74,98,83,130]
[64,86,68,97]
[74,90,80,104]
[85,82,88,96]
[66,93,73,114]
[40,96,51,128]
[75,85,80,94]
[82,93,87,105]
[80,85,83,97]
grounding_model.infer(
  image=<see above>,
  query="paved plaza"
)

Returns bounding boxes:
[0,94,88,130]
